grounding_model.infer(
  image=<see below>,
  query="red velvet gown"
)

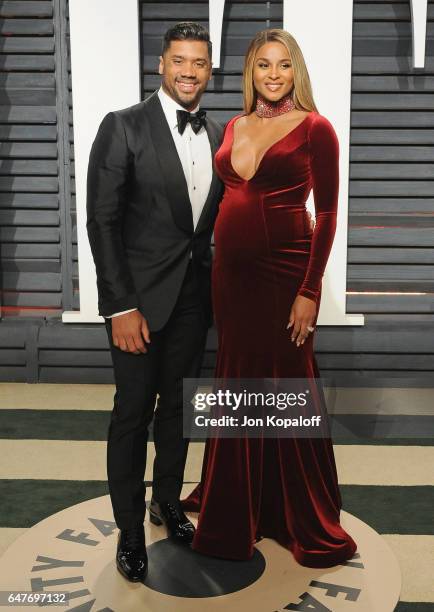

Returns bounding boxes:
[182,111,357,568]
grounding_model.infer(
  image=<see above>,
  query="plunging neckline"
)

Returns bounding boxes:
[229,112,312,182]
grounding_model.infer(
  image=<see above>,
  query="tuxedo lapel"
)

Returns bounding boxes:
[145,92,194,234]
[195,118,222,235]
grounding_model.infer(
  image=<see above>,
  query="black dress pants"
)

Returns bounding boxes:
[104,262,208,529]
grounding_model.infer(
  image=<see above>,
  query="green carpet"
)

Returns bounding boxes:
[0,409,432,445]
[0,481,433,538]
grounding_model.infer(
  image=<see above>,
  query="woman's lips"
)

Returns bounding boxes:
[265,83,284,91]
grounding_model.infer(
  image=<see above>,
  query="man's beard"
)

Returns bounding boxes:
[162,79,203,110]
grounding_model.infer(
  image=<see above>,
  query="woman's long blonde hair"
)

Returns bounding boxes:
[242,29,318,115]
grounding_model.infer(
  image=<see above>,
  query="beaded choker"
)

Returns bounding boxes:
[255,93,296,118]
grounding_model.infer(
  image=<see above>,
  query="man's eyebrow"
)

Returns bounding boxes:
[171,54,208,62]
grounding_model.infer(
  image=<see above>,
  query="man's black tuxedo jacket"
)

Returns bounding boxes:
[86,91,224,331]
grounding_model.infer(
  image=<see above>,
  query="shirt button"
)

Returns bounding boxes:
[193,186,196,190]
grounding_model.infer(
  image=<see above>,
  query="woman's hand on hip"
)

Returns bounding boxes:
[287,295,317,347]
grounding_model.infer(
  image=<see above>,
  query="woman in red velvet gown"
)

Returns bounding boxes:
[182,29,357,568]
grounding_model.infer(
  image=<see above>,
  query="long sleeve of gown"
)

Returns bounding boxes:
[296,114,339,303]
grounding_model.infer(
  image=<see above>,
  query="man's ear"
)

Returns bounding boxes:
[158,55,164,75]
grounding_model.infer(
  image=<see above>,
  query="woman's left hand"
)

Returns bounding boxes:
[287,295,317,347]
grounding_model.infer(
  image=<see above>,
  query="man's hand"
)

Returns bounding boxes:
[111,310,151,354]
[287,295,317,347]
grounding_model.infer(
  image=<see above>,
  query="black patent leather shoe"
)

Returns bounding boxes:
[149,499,195,544]
[116,524,148,582]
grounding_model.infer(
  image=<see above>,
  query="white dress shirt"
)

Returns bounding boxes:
[107,86,213,318]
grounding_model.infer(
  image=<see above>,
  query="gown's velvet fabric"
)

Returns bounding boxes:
[181,111,357,568]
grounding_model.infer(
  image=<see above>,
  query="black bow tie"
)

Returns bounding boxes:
[176,109,207,135]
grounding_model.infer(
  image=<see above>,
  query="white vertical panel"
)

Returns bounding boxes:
[284,1,364,326]
[62,0,141,323]
[410,0,428,68]
[209,0,226,68]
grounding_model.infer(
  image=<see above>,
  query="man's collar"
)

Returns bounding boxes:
[158,86,200,130]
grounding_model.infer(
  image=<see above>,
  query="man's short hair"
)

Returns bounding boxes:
[162,22,212,59]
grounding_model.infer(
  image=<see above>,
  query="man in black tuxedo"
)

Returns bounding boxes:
[86,22,223,582]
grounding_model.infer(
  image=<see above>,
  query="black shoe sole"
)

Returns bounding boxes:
[116,562,147,583]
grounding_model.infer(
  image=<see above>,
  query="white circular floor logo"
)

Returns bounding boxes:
[0,486,401,611]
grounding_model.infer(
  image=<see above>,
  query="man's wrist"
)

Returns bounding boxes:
[106,308,138,318]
